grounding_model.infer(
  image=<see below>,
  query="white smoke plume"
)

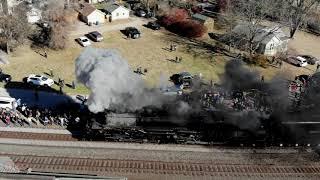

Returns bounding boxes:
[75,48,167,113]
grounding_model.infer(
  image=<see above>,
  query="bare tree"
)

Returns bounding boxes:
[278,0,320,38]
[0,3,31,53]
[41,1,73,50]
[226,0,280,55]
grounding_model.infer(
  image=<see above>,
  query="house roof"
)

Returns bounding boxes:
[232,23,289,44]
[81,4,97,17]
[105,4,120,13]
[191,13,209,22]
[104,4,129,13]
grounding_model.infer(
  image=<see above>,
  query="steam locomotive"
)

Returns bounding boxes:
[82,100,320,146]
[81,73,320,146]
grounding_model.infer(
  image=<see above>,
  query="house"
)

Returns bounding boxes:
[104,4,130,22]
[230,23,290,56]
[191,13,214,32]
[80,4,106,25]
[27,7,42,24]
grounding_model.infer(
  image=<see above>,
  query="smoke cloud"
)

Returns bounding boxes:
[75,48,168,113]
[217,60,291,131]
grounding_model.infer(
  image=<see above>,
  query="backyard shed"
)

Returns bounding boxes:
[191,13,214,32]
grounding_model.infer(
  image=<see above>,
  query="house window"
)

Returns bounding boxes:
[116,13,119,16]
[270,44,274,50]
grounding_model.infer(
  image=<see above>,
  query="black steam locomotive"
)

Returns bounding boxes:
[82,103,320,146]
[81,73,320,146]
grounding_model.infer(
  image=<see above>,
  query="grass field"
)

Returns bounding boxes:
[1,26,228,94]
[2,22,317,95]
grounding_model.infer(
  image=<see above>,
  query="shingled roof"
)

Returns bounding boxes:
[105,4,120,13]
[192,13,209,23]
[81,4,97,17]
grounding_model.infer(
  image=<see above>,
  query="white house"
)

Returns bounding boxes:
[256,27,290,56]
[80,4,106,25]
[27,7,42,24]
[231,23,290,56]
[104,4,130,22]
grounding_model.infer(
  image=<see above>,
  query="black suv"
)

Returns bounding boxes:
[87,31,103,42]
[125,27,141,39]
[0,71,11,83]
[146,21,161,30]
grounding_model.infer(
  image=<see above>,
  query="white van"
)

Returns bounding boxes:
[0,97,17,109]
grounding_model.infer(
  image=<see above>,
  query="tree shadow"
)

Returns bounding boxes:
[162,33,235,61]
[162,47,173,52]
[5,81,58,93]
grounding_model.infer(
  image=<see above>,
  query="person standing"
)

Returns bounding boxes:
[44,50,47,59]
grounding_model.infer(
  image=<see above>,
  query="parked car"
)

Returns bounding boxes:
[286,56,308,67]
[124,27,141,39]
[76,37,91,47]
[145,11,154,18]
[0,97,17,109]
[170,72,193,89]
[87,31,103,42]
[146,21,161,30]
[26,74,54,87]
[299,55,319,65]
[0,72,11,83]
[136,10,146,17]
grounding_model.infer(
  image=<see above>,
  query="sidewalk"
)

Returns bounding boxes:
[0,127,72,134]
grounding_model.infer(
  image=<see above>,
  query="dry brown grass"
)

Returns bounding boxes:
[1,27,227,94]
[2,24,317,94]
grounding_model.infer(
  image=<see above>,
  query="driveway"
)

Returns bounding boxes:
[70,17,149,37]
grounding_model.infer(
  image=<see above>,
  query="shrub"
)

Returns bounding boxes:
[168,20,207,38]
[251,54,269,68]
[159,8,189,27]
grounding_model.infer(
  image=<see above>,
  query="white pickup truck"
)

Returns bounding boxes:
[286,56,308,67]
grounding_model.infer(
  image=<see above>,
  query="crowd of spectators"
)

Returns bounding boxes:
[0,103,83,128]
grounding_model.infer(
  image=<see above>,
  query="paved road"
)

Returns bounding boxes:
[0,127,71,134]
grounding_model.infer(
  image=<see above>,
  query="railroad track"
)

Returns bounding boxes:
[0,131,78,141]
[6,154,320,177]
